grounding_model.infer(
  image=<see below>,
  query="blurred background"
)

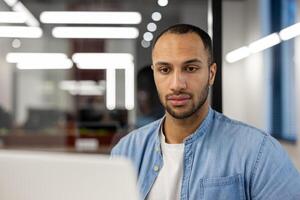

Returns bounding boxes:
[0,0,299,170]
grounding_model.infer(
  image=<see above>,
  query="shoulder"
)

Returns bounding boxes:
[211,110,268,144]
[111,118,161,156]
[207,110,276,166]
[211,110,297,170]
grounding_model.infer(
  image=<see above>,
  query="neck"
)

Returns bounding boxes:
[163,102,209,144]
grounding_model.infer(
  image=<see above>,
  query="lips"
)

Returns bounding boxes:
[167,94,191,106]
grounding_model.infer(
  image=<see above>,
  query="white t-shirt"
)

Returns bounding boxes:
[147,129,185,200]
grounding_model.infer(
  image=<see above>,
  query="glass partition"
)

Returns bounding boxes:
[0,0,209,153]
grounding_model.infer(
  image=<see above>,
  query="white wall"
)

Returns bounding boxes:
[223,0,267,131]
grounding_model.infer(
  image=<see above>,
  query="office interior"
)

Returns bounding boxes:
[0,0,299,171]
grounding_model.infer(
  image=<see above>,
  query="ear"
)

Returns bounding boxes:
[209,63,217,86]
[151,65,154,70]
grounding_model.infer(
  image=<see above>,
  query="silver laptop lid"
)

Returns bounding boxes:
[0,150,139,200]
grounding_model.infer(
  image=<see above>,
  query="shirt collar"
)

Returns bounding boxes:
[183,107,214,144]
[154,107,214,147]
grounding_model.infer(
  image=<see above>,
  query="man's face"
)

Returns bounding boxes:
[152,32,216,119]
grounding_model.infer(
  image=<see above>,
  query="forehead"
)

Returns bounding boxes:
[152,32,208,63]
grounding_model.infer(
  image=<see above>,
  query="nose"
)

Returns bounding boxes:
[170,71,187,92]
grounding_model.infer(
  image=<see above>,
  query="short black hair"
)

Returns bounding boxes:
[152,24,214,65]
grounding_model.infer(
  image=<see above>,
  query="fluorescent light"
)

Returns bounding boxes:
[225,22,300,64]
[158,0,168,7]
[7,53,68,63]
[106,69,116,110]
[72,53,135,110]
[3,0,17,7]
[152,12,162,21]
[125,63,135,110]
[249,33,281,53]
[0,12,27,23]
[6,53,72,69]
[16,60,73,70]
[72,53,134,69]
[12,2,40,26]
[226,46,250,63]
[0,26,42,38]
[279,23,300,41]
[40,11,142,24]
[52,27,139,39]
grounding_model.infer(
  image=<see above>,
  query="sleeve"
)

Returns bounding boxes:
[110,142,122,158]
[251,135,300,200]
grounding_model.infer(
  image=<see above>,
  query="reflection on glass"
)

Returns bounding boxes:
[0,0,209,154]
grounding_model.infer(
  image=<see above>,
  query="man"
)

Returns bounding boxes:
[111,24,300,200]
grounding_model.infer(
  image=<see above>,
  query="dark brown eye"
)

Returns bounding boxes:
[159,67,170,74]
[185,65,198,72]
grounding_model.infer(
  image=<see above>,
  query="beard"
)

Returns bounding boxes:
[160,82,209,119]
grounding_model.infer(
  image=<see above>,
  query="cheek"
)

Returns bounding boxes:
[154,76,168,93]
[156,84,167,96]
[189,77,209,92]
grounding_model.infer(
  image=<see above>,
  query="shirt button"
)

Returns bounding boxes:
[153,165,159,172]
[155,147,160,152]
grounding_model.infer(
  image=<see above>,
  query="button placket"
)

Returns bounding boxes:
[153,165,159,172]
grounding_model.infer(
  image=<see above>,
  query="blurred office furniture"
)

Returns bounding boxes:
[0,106,12,130]
[0,106,126,154]
[23,108,64,131]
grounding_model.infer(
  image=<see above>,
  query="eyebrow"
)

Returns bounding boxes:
[154,61,170,67]
[153,58,203,67]
[154,58,203,66]
[183,58,203,65]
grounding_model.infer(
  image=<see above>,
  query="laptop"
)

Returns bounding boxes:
[0,150,140,200]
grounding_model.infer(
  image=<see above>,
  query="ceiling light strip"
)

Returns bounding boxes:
[3,0,18,7]
[0,26,42,38]
[226,21,300,63]
[125,63,135,110]
[72,53,134,68]
[248,33,281,53]
[6,53,68,63]
[12,2,40,26]
[106,68,116,110]
[40,11,142,24]
[0,12,26,23]
[52,27,139,39]
[16,60,73,70]
[279,22,300,41]
[6,53,72,69]
[225,46,250,63]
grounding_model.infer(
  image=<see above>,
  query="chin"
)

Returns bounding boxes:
[166,108,196,119]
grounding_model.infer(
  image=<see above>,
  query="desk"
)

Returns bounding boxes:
[0,133,115,154]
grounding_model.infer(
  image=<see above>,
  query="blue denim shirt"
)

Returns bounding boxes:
[111,108,300,200]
